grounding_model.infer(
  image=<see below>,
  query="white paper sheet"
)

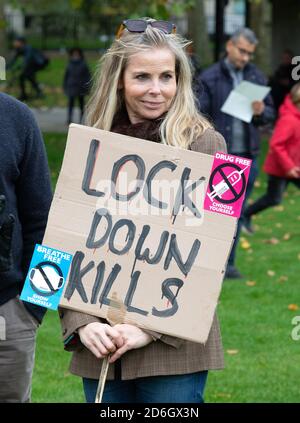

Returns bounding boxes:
[221,81,271,123]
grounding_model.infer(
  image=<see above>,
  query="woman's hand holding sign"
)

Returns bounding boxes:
[78,322,124,359]
[78,322,153,361]
[108,324,153,363]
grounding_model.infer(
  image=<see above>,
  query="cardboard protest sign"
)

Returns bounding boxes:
[42,124,240,343]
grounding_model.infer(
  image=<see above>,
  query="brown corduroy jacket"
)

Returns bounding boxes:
[60,126,227,380]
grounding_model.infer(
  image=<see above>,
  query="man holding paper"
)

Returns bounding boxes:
[198,28,275,279]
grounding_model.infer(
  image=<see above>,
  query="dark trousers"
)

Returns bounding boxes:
[19,66,41,98]
[245,174,300,217]
[67,95,85,124]
[228,154,259,267]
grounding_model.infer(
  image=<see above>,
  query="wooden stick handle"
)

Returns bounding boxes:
[94,356,110,403]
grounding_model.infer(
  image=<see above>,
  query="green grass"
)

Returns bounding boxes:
[0,55,99,108]
[206,142,300,403]
[32,132,83,402]
[43,132,68,188]
[32,312,84,403]
[32,134,300,402]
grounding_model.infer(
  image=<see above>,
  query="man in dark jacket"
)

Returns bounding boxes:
[0,93,52,402]
[198,28,275,279]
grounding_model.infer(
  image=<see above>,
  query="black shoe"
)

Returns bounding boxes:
[241,215,254,235]
[225,265,243,279]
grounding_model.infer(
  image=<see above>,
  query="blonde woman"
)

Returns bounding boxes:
[61,18,227,403]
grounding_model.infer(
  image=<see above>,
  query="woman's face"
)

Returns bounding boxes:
[121,48,177,124]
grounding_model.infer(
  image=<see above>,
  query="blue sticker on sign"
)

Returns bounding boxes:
[20,244,73,310]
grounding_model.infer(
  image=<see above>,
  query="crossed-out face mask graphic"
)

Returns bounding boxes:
[29,261,64,296]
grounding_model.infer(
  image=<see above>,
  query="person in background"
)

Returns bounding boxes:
[8,36,46,101]
[244,83,300,226]
[198,27,275,279]
[0,92,52,402]
[60,18,227,404]
[186,43,202,103]
[269,49,296,112]
[63,47,91,125]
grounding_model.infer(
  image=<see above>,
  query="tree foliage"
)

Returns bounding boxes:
[7,0,194,18]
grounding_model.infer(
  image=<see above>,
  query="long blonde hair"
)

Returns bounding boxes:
[86,22,212,149]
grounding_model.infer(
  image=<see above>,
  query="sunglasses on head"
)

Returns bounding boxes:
[116,19,176,39]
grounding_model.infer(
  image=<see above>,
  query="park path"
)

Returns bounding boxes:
[31,106,82,133]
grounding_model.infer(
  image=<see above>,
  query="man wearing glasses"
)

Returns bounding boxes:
[198,27,275,280]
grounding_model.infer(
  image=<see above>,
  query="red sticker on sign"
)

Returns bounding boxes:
[204,152,252,218]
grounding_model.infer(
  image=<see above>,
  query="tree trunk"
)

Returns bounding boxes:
[0,0,7,58]
[187,0,213,68]
[248,0,272,76]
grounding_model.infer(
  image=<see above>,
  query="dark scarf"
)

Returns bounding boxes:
[111,107,163,143]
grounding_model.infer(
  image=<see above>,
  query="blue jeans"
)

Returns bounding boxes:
[83,371,208,403]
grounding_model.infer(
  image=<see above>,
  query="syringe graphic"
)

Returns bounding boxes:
[208,165,249,202]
